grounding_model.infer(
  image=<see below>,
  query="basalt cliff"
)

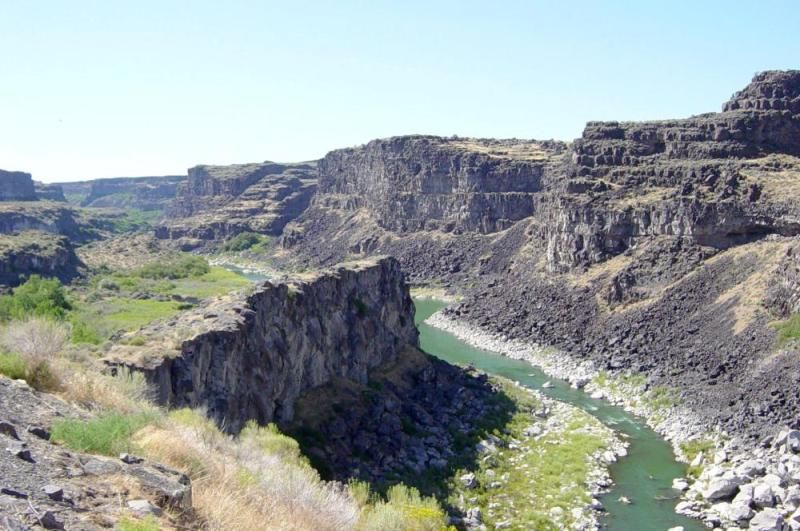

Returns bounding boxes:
[153,71,800,446]
[107,257,417,431]
[155,161,317,246]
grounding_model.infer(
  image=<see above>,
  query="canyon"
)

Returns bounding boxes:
[3,69,800,530]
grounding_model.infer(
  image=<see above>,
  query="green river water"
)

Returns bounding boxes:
[414,299,703,531]
[236,267,702,530]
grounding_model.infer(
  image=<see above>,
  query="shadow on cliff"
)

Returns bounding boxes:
[285,346,517,509]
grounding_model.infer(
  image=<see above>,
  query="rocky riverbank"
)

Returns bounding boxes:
[425,310,800,530]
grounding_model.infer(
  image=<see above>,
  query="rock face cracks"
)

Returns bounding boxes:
[109,257,417,432]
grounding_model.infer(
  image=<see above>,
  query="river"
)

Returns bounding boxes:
[233,266,702,529]
[414,298,703,531]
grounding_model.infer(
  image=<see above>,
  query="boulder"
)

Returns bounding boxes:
[460,473,478,489]
[748,508,784,531]
[704,476,743,501]
[753,484,776,508]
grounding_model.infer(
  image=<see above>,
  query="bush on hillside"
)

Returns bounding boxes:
[0,318,68,390]
[220,232,266,253]
[133,255,210,280]
[0,275,72,321]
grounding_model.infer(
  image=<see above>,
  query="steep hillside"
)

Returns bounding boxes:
[106,257,416,431]
[59,175,184,210]
[274,71,800,445]
[155,161,317,244]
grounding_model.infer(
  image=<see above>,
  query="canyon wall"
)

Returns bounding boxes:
[0,231,81,286]
[108,257,417,432]
[156,161,317,241]
[315,136,565,234]
[0,170,37,201]
[74,175,185,209]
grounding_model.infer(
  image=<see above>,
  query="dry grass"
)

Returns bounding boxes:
[448,139,553,161]
[739,154,800,203]
[136,410,360,531]
[711,240,791,334]
[0,318,68,390]
[1,318,68,367]
[612,187,672,208]
[59,366,156,414]
[566,253,634,289]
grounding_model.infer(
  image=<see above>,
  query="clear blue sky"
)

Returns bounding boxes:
[1,1,798,182]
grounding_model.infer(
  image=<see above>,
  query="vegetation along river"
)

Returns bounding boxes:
[414,298,703,531]
[234,265,702,530]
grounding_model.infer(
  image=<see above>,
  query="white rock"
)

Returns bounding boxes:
[787,431,800,453]
[673,478,690,491]
[715,450,729,464]
[460,472,478,489]
[747,508,784,530]
[753,484,775,508]
[783,485,800,511]
[676,500,698,516]
[691,452,706,467]
[714,501,754,525]
[667,527,684,531]
[704,476,743,501]
[733,483,755,506]
[542,381,554,389]
[788,508,800,530]
[762,473,784,488]
[737,459,767,479]
[127,499,162,516]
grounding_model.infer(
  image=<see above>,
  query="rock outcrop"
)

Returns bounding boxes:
[0,231,82,286]
[156,161,317,242]
[0,377,192,530]
[107,257,416,432]
[72,175,185,209]
[34,182,66,202]
[275,71,800,449]
[313,136,566,234]
[0,170,37,201]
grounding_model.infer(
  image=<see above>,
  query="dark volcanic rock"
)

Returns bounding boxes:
[0,231,82,286]
[34,182,66,202]
[108,257,417,432]
[0,170,37,201]
[156,161,317,241]
[277,70,800,449]
[77,175,184,209]
[315,136,566,234]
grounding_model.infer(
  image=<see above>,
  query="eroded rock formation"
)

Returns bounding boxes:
[155,161,317,242]
[0,231,81,286]
[108,257,416,432]
[0,170,37,201]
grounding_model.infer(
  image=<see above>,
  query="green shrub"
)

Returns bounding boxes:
[97,278,120,291]
[51,411,158,455]
[348,479,375,508]
[1,318,68,391]
[117,515,160,531]
[775,313,800,345]
[134,256,210,280]
[70,316,103,345]
[0,351,26,380]
[357,483,449,531]
[240,421,308,467]
[680,438,716,463]
[0,276,71,321]
[221,232,266,252]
